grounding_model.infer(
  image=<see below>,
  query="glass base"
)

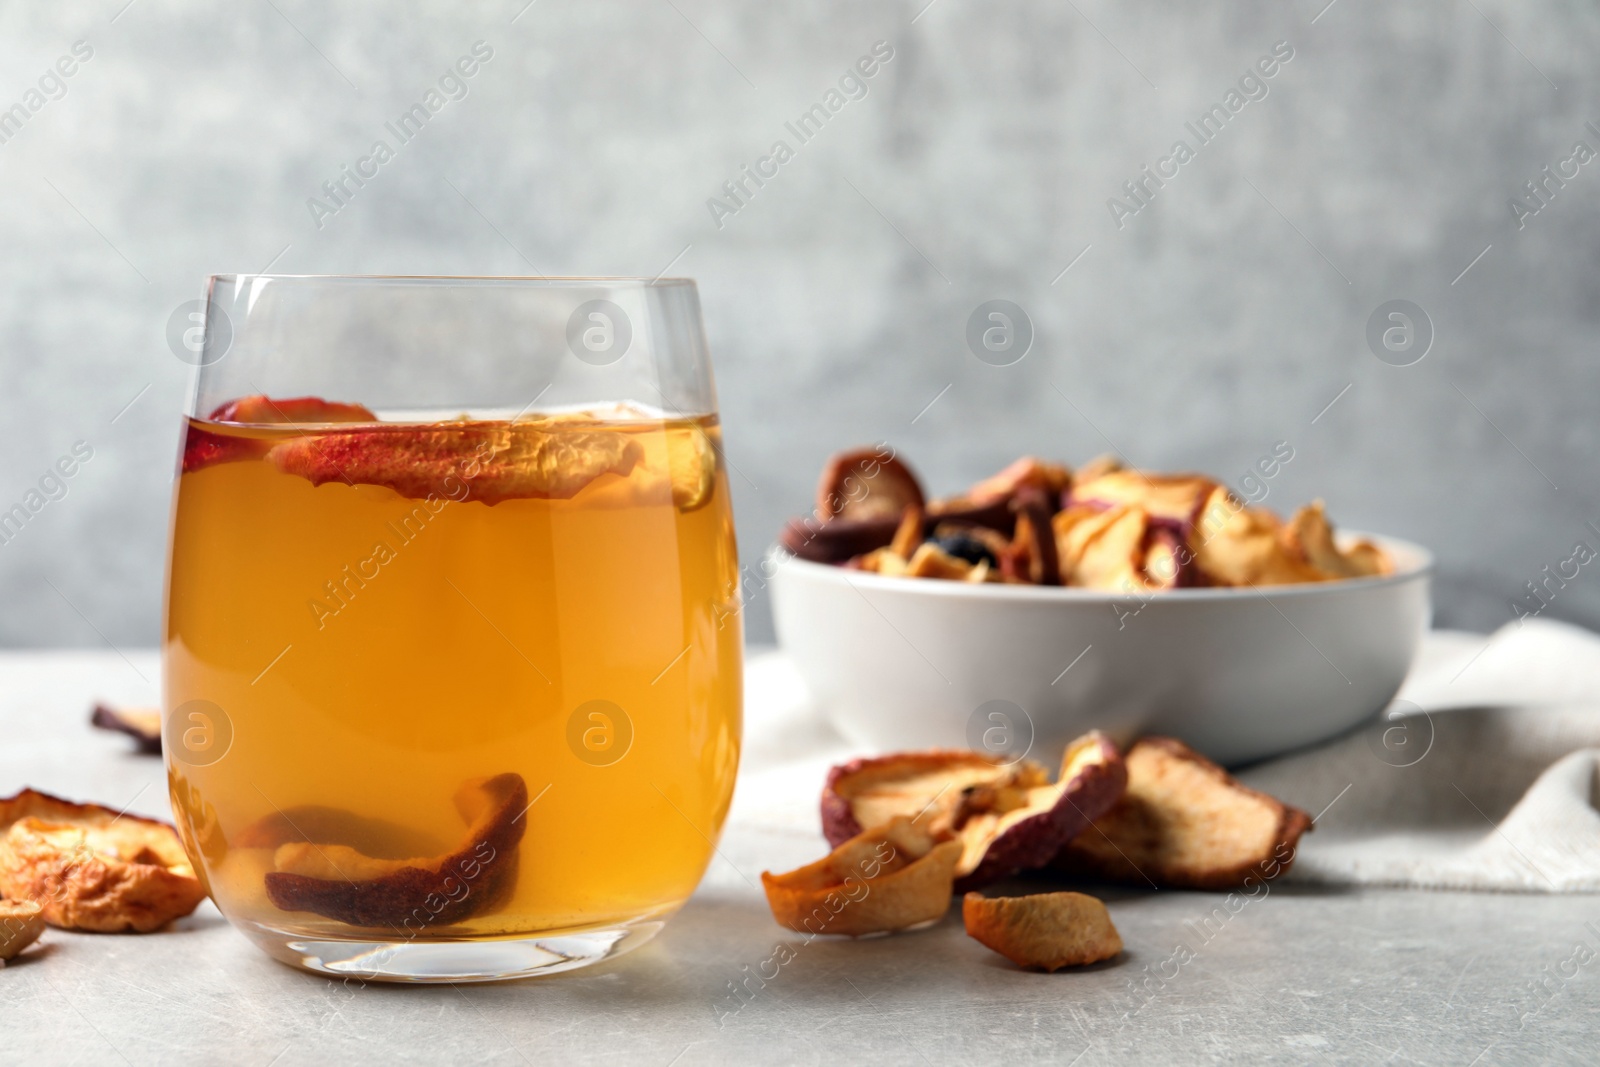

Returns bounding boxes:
[243,916,668,984]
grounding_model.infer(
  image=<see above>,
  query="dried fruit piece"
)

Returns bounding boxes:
[90,703,162,754]
[963,891,1122,970]
[780,514,901,564]
[930,523,1008,567]
[967,457,1072,507]
[267,424,642,506]
[254,773,527,929]
[207,395,378,424]
[182,396,379,475]
[1282,501,1390,579]
[666,424,718,511]
[1191,488,1323,586]
[0,899,45,962]
[1068,470,1215,530]
[904,541,977,581]
[1051,737,1312,890]
[822,733,1127,891]
[761,817,962,936]
[0,788,206,932]
[888,505,925,559]
[816,447,925,523]
[1005,497,1061,585]
[926,495,1016,535]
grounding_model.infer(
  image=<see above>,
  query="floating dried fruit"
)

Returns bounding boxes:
[962,891,1122,970]
[816,447,925,523]
[182,395,380,475]
[822,732,1127,891]
[207,395,378,424]
[90,703,161,754]
[0,788,206,932]
[267,425,642,506]
[761,817,962,936]
[252,772,527,930]
[666,423,717,511]
[1050,737,1312,890]
[0,899,45,961]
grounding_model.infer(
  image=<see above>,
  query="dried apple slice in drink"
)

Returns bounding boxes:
[821,733,1127,891]
[963,891,1123,970]
[183,395,380,475]
[761,818,962,936]
[666,422,717,511]
[252,773,527,929]
[267,423,643,505]
[208,395,378,424]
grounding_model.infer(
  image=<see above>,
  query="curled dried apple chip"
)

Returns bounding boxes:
[208,395,378,424]
[816,447,925,523]
[0,899,45,961]
[761,817,961,937]
[1282,501,1390,580]
[1050,737,1311,890]
[822,733,1127,891]
[251,773,527,929]
[963,891,1122,970]
[183,395,379,475]
[90,703,162,754]
[267,424,642,506]
[967,457,1071,507]
[667,423,717,511]
[0,788,206,932]
[779,514,901,564]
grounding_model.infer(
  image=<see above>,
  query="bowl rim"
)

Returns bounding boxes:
[766,529,1433,603]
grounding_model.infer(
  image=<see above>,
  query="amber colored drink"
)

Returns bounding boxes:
[164,409,741,944]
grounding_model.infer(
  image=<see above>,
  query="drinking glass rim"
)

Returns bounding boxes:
[207,274,696,288]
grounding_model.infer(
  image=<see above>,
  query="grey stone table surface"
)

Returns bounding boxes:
[3,650,1597,1066]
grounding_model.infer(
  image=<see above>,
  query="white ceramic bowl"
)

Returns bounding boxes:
[769,534,1432,766]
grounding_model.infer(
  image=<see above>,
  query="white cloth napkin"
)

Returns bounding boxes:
[736,619,1600,893]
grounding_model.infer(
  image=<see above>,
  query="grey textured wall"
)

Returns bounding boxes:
[1,0,1597,647]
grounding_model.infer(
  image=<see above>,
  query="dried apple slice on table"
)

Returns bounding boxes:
[0,899,45,961]
[761,817,963,936]
[1050,737,1312,890]
[245,772,527,929]
[963,891,1123,970]
[822,732,1127,892]
[90,703,162,754]
[0,788,207,932]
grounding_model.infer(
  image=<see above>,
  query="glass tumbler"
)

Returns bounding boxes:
[163,276,742,982]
